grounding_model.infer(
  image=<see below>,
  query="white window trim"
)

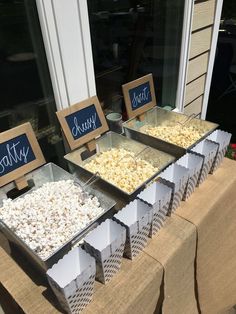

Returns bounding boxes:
[36,0,96,111]
[175,0,194,113]
[201,0,224,120]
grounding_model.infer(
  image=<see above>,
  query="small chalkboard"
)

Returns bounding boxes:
[0,123,45,188]
[122,74,156,119]
[56,96,108,150]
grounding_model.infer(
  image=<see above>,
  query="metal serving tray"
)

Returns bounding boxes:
[0,163,116,273]
[64,131,175,199]
[123,107,218,158]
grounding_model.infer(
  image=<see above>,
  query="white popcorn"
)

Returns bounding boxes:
[0,180,103,260]
[84,148,158,193]
[140,122,206,148]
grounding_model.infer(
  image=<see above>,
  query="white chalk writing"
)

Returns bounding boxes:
[131,87,150,108]
[0,141,30,174]
[71,113,97,138]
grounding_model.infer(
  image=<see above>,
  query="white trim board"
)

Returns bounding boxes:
[201,0,223,120]
[175,0,194,113]
[36,0,96,110]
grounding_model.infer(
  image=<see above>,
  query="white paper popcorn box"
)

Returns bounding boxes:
[207,129,232,173]
[190,139,219,185]
[46,247,96,314]
[84,219,126,284]
[113,199,152,259]
[137,182,172,236]
[159,163,189,214]
[176,152,204,200]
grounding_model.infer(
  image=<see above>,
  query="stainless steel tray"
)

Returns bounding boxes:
[123,107,218,158]
[64,131,175,199]
[0,163,116,273]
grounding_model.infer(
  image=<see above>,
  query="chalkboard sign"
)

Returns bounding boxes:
[65,104,102,140]
[0,123,45,188]
[129,81,152,110]
[122,74,156,119]
[56,96,109,150]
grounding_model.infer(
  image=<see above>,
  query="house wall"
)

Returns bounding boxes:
[184,0,217,117]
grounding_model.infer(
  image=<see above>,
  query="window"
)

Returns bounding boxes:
[0,0,65,166]
[87,0,185,116]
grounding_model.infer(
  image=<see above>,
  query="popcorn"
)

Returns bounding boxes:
[0,180,103,260]
[140,122,205,148]
[84,148,158,193]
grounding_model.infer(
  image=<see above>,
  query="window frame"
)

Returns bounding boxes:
[36,0,195,113]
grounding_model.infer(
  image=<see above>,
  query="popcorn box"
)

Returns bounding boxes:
[137,182,172,236]
[190,139,219,185]
[159,163,189,214]
[46,247,96,314]
[176,152,204,200]
[207,129,232,173]
[113,199,152,259]
[84,219,126,284]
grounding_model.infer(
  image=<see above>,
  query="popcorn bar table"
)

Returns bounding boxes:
[1,158,236,314]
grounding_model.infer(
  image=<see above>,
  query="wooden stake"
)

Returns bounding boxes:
[138,113,146,122]
[15,176,28,190]
[86,139,96,152]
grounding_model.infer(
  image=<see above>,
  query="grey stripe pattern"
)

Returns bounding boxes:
[124,224,151,259]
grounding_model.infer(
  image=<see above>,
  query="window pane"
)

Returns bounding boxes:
[87,0,185,115]
[0,0,66,167]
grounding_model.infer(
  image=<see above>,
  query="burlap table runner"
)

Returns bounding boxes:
[144,215,198,314]
[175,158,236,314]
[83,254,163,314]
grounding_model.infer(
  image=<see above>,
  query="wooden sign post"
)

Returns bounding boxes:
[0,123,45,189]
[56,96,109,151]
[122,73,156,120]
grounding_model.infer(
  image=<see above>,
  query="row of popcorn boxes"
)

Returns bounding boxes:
[157,129,232,213]
[47,220,126,313]
[46,129,231,313]
[46,190,170,313]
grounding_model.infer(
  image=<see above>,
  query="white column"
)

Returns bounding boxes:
[175,0,194,112]
[36,0,96,110]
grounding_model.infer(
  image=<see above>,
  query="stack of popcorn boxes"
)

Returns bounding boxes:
[113,199,152,259]
[84,219,126,284]
[158,163,189,214]
[176,153,203,200]
[137,182,172,236]
[207,129,232,173]
[190,139,219,185]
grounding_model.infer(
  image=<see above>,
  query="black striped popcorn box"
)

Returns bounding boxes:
[158,163,189,214]
[176,152,204,200]
[113,199,152,260]
[84,219,126,284]
[46,247,96,314]
[207,129,232,173]
[190,139,219,185]
[137,181,172,237]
